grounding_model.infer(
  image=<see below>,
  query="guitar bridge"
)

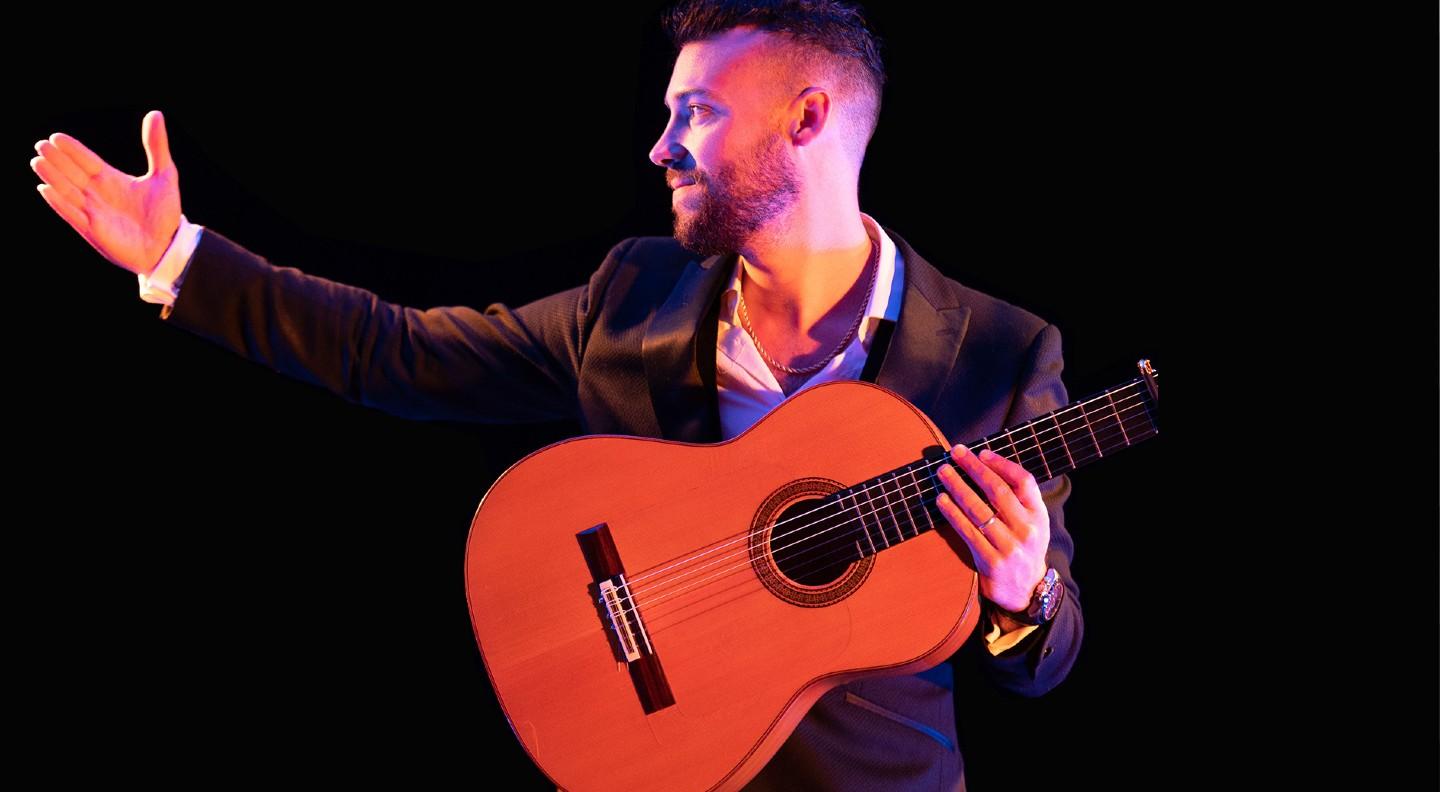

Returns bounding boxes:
[598,575,651,662]
[577,522,675,713]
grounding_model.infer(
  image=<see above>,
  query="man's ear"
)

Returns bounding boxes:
[790,86,832,146]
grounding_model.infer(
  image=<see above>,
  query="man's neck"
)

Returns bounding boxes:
[738,213,875,336]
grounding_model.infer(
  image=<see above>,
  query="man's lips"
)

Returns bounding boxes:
[670,178,697,190]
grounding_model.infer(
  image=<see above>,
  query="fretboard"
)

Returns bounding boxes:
[821,368,1160,561]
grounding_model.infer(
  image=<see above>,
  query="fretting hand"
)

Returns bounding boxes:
[934,444,1050,613]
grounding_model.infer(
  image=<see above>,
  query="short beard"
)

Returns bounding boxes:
[672,130,800,257]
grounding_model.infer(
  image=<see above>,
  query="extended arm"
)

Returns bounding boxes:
[155,223,633,424]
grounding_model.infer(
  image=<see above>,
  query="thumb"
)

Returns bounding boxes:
[141,109,173,175]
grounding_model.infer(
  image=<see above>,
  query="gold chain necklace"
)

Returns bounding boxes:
[737,236,879,377]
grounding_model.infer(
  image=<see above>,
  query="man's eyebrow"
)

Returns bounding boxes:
[664,88,726,107]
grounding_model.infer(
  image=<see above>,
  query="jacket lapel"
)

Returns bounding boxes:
[640,226,972,444]
[641,250,734,443]
[872,226,972,420]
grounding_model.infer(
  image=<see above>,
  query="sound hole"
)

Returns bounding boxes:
[770,497,856,587]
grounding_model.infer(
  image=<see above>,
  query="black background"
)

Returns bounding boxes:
[14,4,1433,789]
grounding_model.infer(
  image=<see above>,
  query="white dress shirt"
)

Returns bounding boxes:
[140,212,1036,654]
[714,212,902,440]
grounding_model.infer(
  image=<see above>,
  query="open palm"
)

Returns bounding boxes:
[31,109,182,277]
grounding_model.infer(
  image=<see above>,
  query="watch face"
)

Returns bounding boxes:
[1040,580,1063,622]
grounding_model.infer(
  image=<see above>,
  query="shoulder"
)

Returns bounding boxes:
[903,243,1056,355]
[580,235,716,324]
[589,235,704,291]
[602,235,702,275]
[887,225,1055,348]
[954,277,1054,350]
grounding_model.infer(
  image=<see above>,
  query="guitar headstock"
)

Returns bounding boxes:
[1137,358,1159,406]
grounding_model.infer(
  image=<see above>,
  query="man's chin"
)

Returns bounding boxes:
[674,226,715,256]
[672,215,698,245]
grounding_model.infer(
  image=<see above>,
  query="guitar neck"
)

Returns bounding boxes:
[825,364,1160,556]
[965,370,1160,485]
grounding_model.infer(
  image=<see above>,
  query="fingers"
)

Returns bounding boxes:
[47,131,107,178]
[30,148,87,207]
[936,462,1015,554]
[33,138,89,195]
[31,135,95,236]
[141,110,172,175]
[976,446,1047,512]
[935,488,998,572]
[35,183,93,240]
[950,445,1027,528]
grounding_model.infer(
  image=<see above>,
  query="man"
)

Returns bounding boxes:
[30,1,1080,788]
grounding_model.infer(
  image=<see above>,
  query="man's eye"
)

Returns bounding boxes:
[688,104,708,116]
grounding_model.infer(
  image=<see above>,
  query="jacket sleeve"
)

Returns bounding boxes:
[160,226,635,424]
[977,322,1084,697]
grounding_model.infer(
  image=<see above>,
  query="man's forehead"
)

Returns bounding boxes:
[664,27,786,106]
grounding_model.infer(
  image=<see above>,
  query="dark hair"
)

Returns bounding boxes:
[660,0,887,165]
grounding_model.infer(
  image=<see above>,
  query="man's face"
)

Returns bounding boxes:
[649,27,800,256]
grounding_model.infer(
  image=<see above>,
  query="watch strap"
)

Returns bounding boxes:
[995,567,1064,626]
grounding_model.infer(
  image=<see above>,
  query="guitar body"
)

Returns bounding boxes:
[465,380,980,792]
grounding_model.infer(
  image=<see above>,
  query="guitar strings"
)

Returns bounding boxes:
[639,416,1157,636]
[605,387,1155,626]
[616,384,1152,616]
[640,469,1027,637]
[630,404,1155,628]
[619,376,1154,599]
[645,418,1162,631]
[640,420,1157,638]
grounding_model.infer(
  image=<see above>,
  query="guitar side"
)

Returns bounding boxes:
[464,380,981,792]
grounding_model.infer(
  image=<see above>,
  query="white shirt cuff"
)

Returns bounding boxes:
[138,214,205,314]
[983,610,1041,656]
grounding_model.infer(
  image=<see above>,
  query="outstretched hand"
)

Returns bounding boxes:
[31,109,182,277]
[934,444,1051,613]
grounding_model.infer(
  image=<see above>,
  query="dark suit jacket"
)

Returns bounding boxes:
[161,225,1083,791]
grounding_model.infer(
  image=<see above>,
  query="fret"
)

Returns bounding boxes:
[991,431,1018,462]
[1105,390,1130,446]
[1119,394,1158,446]
[860,484,888,549]
[1077,400,1103,460]
[924,456,950,534]
[1123,383,1158,440]
[842,489,881,553]
[878,473,907,544]
[1121,418,1157,447]
[1050,410,1076,474]
[906,462,937,534]
[1000,430,1034,480]
[871,474,897,546]
[889,470,919,539]
[1025,420,1052,480]
[1138,384,1159,435]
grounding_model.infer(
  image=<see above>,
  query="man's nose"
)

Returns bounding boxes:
[648,135,688,170]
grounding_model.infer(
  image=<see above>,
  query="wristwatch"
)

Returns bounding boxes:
[995,567,1065,626]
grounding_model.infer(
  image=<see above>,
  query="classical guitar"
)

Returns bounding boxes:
[465,360,1159,791]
